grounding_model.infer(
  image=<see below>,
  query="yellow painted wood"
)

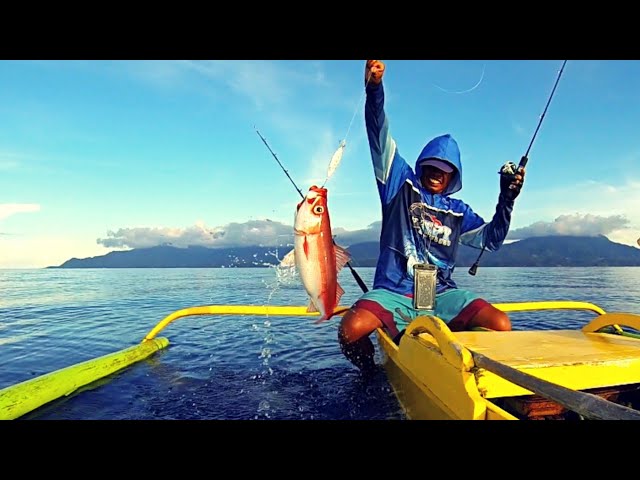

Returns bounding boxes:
[376,327,399,362]
[484,401,518,420]
[0,338,169,420]
[377,327,461,419]
[142,301,608,342]
[470,349,640,420]
[143,305,350,341]
[405,314,474,370]
[383,351,460,420]
[391,317,487,420]
[453,330,640,397]
[398,337,486,419]
[583,312,640,333]
[375,300,639,420]
[493,301,606,315]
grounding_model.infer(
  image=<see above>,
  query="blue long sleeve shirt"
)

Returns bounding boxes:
[365,81,514,295]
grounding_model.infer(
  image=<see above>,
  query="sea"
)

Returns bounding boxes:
[1,266,640,421]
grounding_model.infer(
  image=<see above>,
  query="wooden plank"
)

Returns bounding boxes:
[504,385,636,419]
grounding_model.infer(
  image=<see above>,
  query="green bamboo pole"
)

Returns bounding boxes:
[0,337,169,420]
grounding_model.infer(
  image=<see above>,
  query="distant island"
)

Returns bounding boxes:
[48,235,640,269]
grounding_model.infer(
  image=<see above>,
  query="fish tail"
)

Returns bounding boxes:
[314,314,331,324]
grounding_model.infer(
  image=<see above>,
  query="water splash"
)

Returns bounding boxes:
[271,248,299,287]
[251,251,290,419]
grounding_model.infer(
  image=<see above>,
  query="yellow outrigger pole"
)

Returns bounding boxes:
[0,304,343,420]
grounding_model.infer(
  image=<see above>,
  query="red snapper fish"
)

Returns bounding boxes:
[280,185,351,323]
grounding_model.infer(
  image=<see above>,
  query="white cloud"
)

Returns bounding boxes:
[96,219,383,250]
[514,179,640,246]
[509,213,630,239]
[0,203,41,221]
[174,60,330,111]
[181,60,293,109]
[97,220,295,249]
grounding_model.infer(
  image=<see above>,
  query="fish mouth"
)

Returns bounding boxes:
[309,185,327,197]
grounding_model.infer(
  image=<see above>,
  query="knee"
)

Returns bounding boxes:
[492,310,512,331]
[459,304,512,332]
[338,308,379,344]
[338,309,362,344]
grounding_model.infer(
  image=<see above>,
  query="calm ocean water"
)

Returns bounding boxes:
[1,266,640,420]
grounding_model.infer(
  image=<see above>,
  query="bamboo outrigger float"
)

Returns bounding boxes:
[2,301,640,420]
[0,338,169,420]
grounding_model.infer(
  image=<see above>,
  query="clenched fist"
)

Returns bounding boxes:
[365,60,385,85]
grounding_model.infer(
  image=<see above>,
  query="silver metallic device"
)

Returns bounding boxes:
[413,263,437,310]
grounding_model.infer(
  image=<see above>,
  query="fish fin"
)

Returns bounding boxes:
[306,299,319,313]
[333,243,351,272]
[279,248,296,268]
[335,282,345,306]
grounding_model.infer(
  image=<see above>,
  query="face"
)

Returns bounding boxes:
[421,165,452,194]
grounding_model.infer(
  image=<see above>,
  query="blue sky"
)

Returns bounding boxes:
[1,60,639,268]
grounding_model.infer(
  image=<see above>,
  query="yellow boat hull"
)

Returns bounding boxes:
[376,302,640,420]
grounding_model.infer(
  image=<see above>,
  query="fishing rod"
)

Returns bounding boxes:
[469,60,568,276]
[255,128,304,199]
[520,60,568,169]
[255,127,369,294]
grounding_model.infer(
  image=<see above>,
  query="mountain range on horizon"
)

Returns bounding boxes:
[49,235,640,269]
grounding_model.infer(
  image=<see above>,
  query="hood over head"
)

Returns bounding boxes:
[414,134,462,195]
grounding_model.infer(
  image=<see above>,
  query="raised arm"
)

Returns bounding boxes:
[364,60,392,183]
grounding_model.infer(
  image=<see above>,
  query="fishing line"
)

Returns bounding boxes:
[468,60,568,276]
[432,63,486,94]
[320,71,374,188]
[342,72,373,150]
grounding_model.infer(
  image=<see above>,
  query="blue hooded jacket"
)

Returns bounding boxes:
[364,81,514,295]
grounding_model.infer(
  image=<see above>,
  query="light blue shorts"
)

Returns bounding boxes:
[353,287,490,340]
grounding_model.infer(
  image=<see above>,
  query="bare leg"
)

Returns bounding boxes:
[338,307,384,373]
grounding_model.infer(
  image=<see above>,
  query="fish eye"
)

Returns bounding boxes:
[313,205,324,214]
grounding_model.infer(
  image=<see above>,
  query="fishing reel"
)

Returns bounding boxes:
[498,157,526,200]
[499,160,520,186]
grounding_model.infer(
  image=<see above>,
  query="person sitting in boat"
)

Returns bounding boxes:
[338,60,525,374]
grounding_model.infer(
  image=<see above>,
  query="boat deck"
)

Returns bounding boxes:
[447,330,640,398]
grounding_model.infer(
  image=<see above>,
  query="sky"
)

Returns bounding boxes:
[1,59,640,269]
